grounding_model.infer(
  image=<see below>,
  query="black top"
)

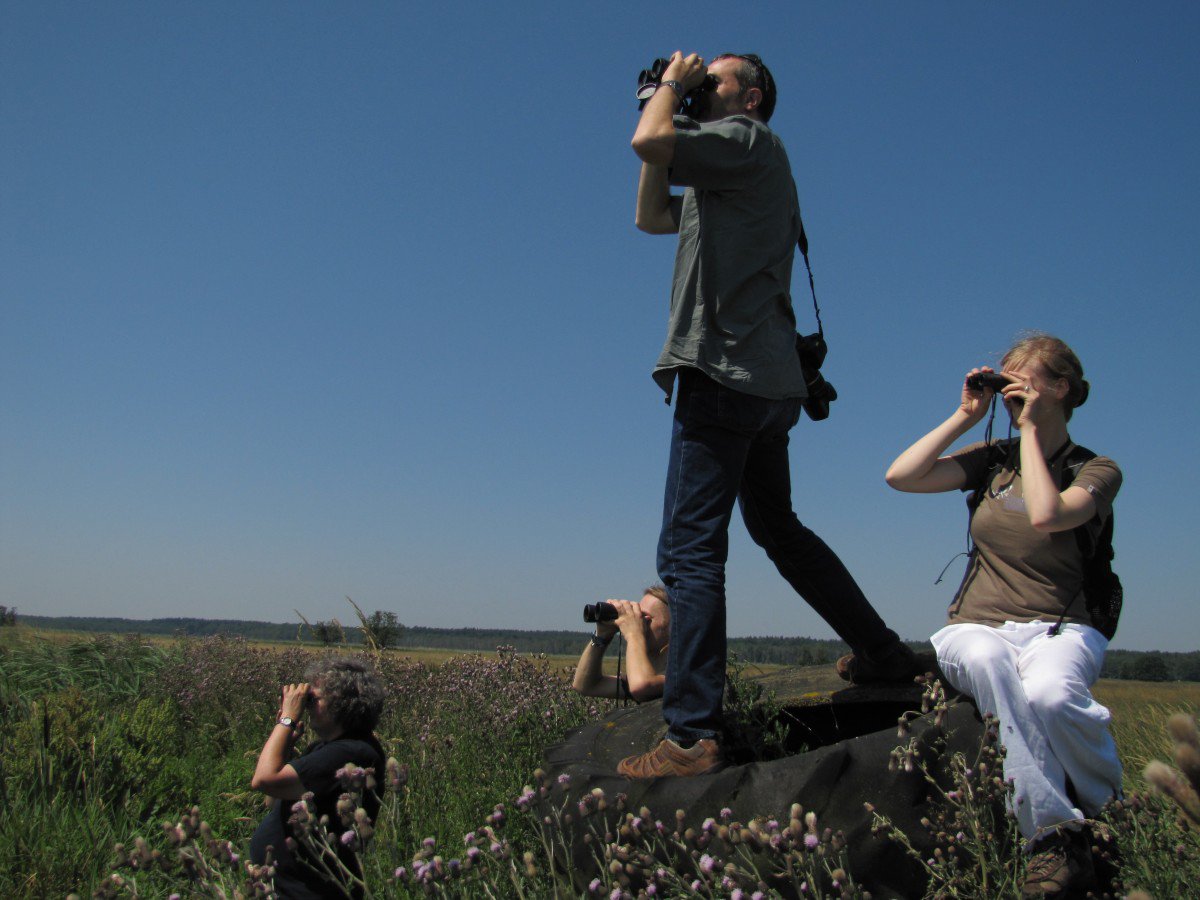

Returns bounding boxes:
[249,733,385,899]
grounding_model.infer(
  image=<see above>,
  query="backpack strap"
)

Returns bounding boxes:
[1047,443,1122,639]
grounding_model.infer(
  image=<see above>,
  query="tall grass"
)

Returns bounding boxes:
[2,629,1198,897]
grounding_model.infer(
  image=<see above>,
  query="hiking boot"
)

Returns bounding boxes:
[617,738,725,779]
[1021,828,1095,897]
[836,642,924,685]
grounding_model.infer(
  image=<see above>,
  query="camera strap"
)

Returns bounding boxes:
[796,216,823,339]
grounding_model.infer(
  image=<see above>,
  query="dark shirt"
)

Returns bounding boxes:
[250,733,385,899]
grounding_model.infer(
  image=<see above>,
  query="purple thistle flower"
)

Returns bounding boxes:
[588,878,602,894]
[340,830,356,847]
[699,854,716,873]
[422,837,436,849]
[804,833,820,850]
[394,867,407,879]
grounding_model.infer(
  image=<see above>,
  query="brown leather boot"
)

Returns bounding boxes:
[1021,828,1095,897]
[617,738,725,779]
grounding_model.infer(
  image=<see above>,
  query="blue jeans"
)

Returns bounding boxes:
[658,369,900,742]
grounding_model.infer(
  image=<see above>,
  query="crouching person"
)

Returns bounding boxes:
[573,585,670,702]
[250,657,386,899]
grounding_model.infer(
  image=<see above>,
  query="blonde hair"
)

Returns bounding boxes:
[1001,332,1090,421]
[644,584,670,609]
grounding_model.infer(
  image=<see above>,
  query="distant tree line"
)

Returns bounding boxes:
[0,606,16,626]
[14,614,1199,680]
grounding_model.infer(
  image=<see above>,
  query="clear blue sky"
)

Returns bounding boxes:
[3,3,1197,651]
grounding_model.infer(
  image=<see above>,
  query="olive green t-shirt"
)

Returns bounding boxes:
[947,440,1122,628]
[652,114,807,402]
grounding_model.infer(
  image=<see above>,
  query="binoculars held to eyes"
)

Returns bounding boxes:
[635,57,716,115]
[966,372,1011,393]
[582,602,618,623]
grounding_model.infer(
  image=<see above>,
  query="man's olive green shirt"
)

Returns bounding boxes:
[653,114,808,402]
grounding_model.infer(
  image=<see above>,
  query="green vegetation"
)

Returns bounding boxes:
[21,613,1200,679]
[1,627,1198,897]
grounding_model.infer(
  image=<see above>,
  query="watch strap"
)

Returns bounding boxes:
[659,80,685,100]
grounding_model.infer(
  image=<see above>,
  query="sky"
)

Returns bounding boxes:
[3,2,1198,652]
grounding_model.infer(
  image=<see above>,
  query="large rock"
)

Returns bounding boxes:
[541,668,984,898]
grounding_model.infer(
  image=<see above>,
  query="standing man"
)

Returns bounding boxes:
[619,51,919,779]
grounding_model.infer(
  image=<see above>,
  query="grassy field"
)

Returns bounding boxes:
[0,626,1196,898]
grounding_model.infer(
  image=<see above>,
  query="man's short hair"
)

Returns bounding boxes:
[304,656,386,734]
[714,53,777,123]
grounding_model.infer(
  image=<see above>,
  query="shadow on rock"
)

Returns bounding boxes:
[541,673,984,899]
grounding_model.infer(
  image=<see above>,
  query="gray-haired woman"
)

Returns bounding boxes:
[250,657,386,898]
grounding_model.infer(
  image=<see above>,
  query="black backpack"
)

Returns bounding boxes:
[964,440,1122,640]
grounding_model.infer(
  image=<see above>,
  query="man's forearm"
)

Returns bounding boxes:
[631,84,679,165]
[635,163,679,234]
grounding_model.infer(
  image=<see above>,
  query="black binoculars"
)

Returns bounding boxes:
[582,602,618,623]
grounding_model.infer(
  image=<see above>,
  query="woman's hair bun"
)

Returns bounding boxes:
[1076,379,1090,408]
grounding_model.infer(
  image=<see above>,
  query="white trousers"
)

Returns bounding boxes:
[930,620,1123,841]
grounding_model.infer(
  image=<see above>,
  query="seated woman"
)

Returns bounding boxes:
[884,334,1122,898]
[250,657,387,899]
[573,585,670,702]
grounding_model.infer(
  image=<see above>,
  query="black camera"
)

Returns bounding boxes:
[582,602,618,623]
[966,372,1011,393]
[635,58,717,116]
[796,332,837,421]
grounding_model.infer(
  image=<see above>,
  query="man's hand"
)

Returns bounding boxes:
[662,51,708,93]
[633,50,705,166]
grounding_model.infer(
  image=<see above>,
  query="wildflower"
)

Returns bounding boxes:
[804,833,819,850]
[588,878,602,894]
[394,867,407,879]
[700,854,716,873]
[340,830,356,848]
[423,837,436,849]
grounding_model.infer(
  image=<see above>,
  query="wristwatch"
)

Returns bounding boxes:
[659,80,685,100]
[589,633,614,648]
[277,716,297,729]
